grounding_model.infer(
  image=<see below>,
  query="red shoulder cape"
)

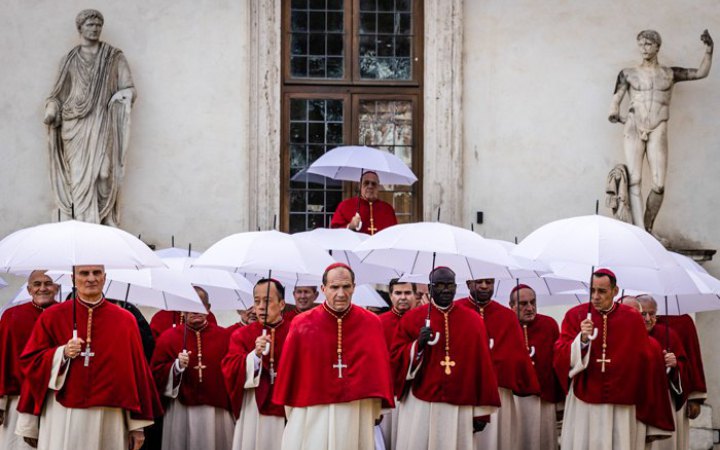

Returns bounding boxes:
[222,320,292,419]
[20,299,163,420]
[330,197,397,235]
[649,323,689,408]
[554,303,674,431]
[272,304,394,408]
[455,298,540,396]
[150,310,217,340]
[525,314,565,404]
[378,309,403,350]
[150,322,232,411]
[391,304,500,407]
[657,314,706,397]
[0,302,55,397]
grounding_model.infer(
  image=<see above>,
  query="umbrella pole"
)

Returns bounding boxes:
[182,314,188,351]
[72,265,77,340]
[261,270,272,356]
[664,295,670,351]
[122,283,130,309]
[586,266,598,341]
[425,252,440,346]
[172,235,175,247]
[356,169,365,215]
[188,243,192,257]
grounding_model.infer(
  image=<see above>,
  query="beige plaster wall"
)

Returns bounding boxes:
[463,0,720,429]
[0,0,251,252]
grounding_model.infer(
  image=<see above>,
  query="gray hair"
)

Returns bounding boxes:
[76,9,104,31]
[635,294,658,309]
[637,30,662,47]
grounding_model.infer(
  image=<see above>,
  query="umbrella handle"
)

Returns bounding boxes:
[261,329,271,356]
[353,213,363,232]
[586,313,599,341]
[489,338,495,350]
[73,329,78,340]
[425,319,440,346]
[528,345,535,358]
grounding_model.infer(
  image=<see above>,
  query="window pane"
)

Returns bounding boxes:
[289,1,344,79]
[287,98,345,233]
[291,34,307,55]
[290,57,307,77]
[358,1,414,80]
[358,99,415,221]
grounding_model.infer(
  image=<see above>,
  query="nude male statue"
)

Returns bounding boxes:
[609,29,713,234]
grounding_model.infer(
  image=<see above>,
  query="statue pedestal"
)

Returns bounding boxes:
[668,248,716,263]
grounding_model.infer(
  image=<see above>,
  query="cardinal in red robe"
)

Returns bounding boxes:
[392,267,500,450]
[376,279,419,448]
[0,271,58,450]
[18,265,162,450]
[554,269,675,450]
[150,286,233,450]
[150,309,217,340]
[330,171,397,235]
[509,284,564,450]
[272,263,394,450]
[456,278,541,449]
[222,279,292,450]
[657,313,707,418]
[628,295,691,450]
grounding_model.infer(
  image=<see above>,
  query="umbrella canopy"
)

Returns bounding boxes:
[193,230,335,282]
[292,228,400,284]
[307,145,418,185]
[48,269,206,313]
[0,220,165,273]
[512,215,700,296]
[155,247,202,259]
[160,255,254,311]
[354,222,521,282]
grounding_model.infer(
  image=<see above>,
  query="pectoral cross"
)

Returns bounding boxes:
[333,355,348,378]
[269,367,277,385]
[80,346,95,367]
[368,223,377,235]
[194,361,207,382]
[596,353,611,373]
[440,355,455,375]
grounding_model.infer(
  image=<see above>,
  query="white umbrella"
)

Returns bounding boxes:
[292,228,401,284]
[512,215,699,296]
[194,230,336,352]
[354,222,521,282]
[307,145,418,185]
[50,269,206,313]
[193,230,335,281]
[0,220,166,273]
[155,247,202,259]
[160,255,254,311]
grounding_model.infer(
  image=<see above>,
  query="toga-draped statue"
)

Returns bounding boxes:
[45,9,136,226]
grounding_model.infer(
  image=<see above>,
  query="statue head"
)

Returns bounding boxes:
[636,30,662,47]
[75,9,104,32]
[637,30,662,61]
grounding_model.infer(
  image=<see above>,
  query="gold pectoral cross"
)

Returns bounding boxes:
[596,353,611,373]
[440,355,455,375]
[194,362,207,382]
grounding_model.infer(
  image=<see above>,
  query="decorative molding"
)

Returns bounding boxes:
[248,0,282,231]
[423,0,464,225]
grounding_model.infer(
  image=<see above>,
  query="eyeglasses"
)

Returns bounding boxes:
[432,282,456,290]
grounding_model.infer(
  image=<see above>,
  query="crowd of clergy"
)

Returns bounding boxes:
[0,175,708,450]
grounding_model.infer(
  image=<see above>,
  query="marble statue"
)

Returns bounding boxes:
[45,9,136,226]
[608,29,713,234]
